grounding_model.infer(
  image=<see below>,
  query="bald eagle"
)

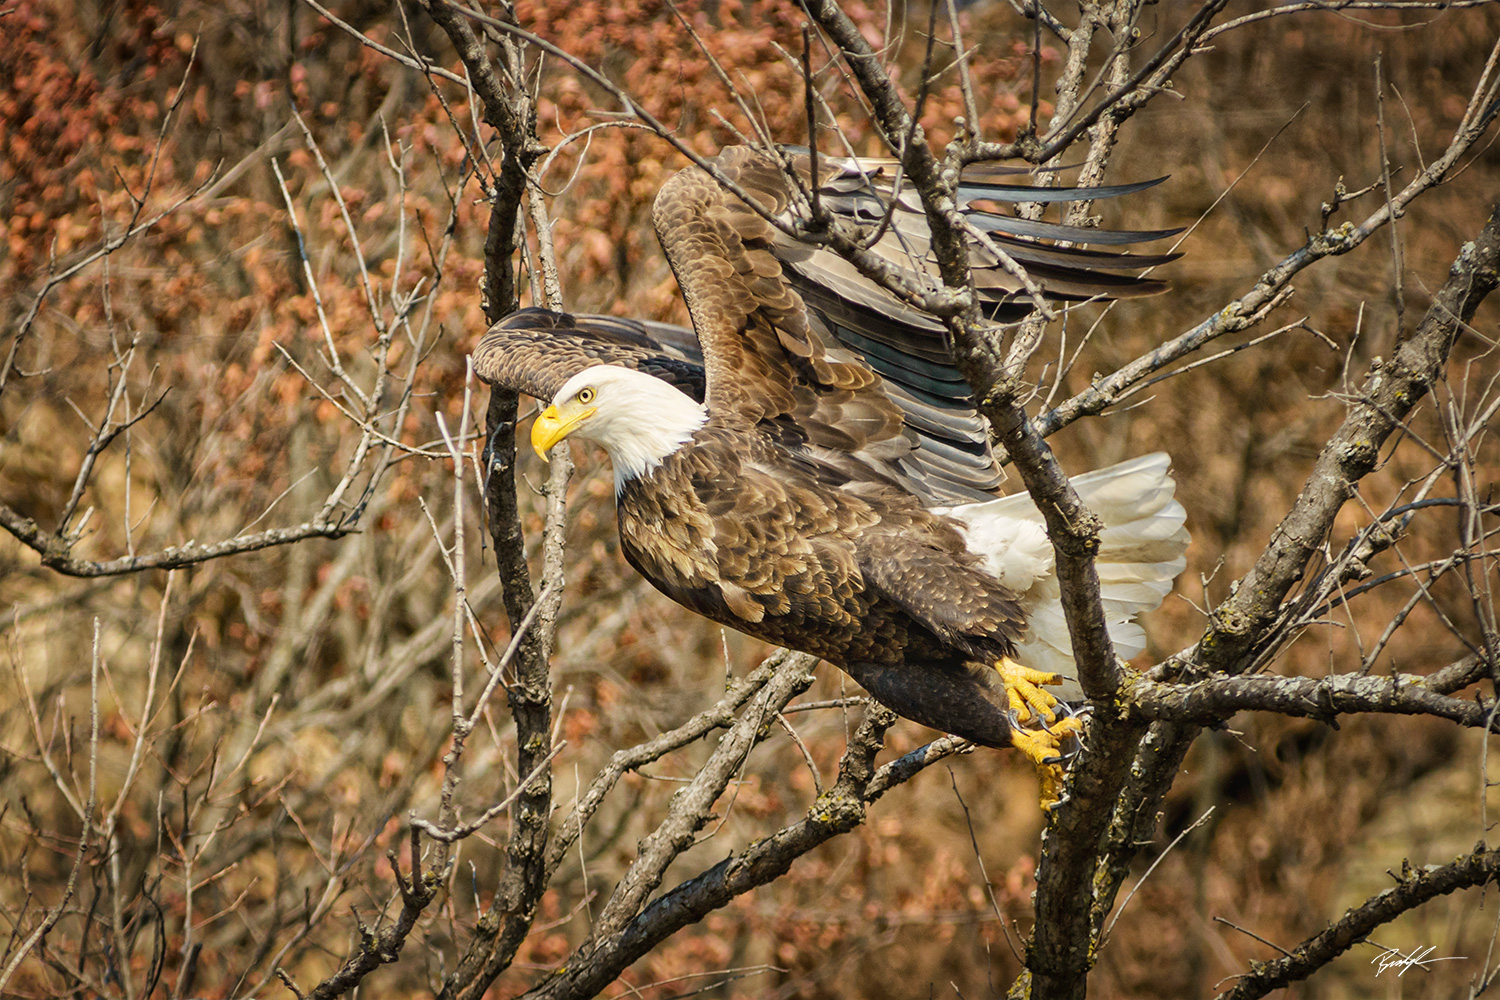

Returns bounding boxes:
[474,147,1189,801]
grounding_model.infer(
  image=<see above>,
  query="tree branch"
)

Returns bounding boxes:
[415,5,561,994]
[1133,664,1500,729]
[0,502,354,576]
[520,701,911,1000]
[1215,847,1500,1000]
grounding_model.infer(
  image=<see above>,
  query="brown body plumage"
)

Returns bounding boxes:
[613,422,1031,745]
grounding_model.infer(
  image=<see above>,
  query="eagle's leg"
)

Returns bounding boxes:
[1009,714,1086,810]
[993,657,1062,725]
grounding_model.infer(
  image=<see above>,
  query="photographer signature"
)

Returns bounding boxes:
[1370,945,1465,977]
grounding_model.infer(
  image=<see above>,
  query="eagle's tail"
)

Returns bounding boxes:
[942,452,1190,699]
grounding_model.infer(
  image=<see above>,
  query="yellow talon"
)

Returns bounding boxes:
[1009,715,1086,811]
[1037,761,1067,812]
[994,656,1062,724]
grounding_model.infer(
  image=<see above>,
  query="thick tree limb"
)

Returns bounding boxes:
[1088,721,1199,942]
[415,4,560,995]
[1133,664,1499,729]
[1023,713,1146,999]
[987,404,1119,699]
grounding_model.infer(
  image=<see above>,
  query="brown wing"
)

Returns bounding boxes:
[471,308,705,402]
[652,148,898,429]
[653,146,1180,504]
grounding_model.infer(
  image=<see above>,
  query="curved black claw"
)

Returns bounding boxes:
[1044,729,1087,765]
[1055,699,1093,720]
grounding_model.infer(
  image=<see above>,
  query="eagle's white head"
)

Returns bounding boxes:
[531,365,707,490]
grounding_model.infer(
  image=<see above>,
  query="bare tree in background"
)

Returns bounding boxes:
[2,0,1500,998]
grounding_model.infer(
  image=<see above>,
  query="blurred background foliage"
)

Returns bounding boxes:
[2,0,1499,996]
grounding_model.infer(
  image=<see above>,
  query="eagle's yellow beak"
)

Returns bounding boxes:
[531,402,596,461]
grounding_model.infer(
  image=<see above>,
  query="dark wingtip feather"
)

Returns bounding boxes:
[958,174,1170,205]
[970,213,1186,246]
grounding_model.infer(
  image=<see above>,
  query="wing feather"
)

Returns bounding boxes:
[472,308,704,402]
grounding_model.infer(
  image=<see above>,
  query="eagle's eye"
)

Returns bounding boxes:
[577,387,595,404]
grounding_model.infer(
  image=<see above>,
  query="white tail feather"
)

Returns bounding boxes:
[940,453,1189,698]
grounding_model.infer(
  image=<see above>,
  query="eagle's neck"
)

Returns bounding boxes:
[594,377,708,493]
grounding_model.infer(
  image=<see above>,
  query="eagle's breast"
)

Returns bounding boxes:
[615,454,718,592]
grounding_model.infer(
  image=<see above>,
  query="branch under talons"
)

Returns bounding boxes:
[987,398,1118,700]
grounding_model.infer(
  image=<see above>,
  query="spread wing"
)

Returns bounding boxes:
[474,145,1179,504]
[652,146,1180,503]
